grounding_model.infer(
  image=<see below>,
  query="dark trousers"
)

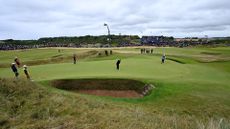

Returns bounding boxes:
[116,64,119,70]
[74,59,76,64]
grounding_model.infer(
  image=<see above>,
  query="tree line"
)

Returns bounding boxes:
[1,35,140,46]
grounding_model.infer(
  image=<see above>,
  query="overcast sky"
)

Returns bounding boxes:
[0,0,230,39]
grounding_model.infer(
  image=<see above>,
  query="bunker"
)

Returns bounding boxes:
[51,79,154,98]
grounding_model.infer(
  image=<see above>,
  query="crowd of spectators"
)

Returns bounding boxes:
[0,44,37,50]
[0,38,217,50]
[0,42,82,50]
[140,36,211,47]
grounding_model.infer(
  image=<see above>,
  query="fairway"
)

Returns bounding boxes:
[0,47,230,128]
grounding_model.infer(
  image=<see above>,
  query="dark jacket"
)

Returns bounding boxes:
[116,60,121,65]
[11,64,18,73]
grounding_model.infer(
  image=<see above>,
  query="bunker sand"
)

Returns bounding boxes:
[77,90,141,98]
[51,79,149,98]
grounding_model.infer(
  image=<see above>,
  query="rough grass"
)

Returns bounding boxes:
[0,50,99,68]
[1,78,230,129]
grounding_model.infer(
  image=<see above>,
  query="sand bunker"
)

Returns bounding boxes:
[51,79,154,98]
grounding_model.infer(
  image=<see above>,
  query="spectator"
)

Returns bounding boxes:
[73,53,77,64]
[14,57,21,67]
[23,65,31,79]
[105,50,109,56]
[11,63,19,78]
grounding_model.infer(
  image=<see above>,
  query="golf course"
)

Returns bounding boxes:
[0,47,230,129]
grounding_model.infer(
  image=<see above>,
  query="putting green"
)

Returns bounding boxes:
[0,56,190,81]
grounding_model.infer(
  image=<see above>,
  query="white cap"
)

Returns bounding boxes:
[12,63,16,65]
[23,65,27,68]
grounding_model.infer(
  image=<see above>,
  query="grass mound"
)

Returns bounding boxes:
[0,78,49,128]
[200,52,221,55]
[0,50,99,68]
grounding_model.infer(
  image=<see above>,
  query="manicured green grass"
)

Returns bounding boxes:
[0,47,230,128]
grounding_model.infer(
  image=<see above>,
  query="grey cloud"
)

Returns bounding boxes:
[0,0,229,39]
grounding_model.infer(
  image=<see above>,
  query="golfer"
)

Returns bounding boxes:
[116,59,121,70]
